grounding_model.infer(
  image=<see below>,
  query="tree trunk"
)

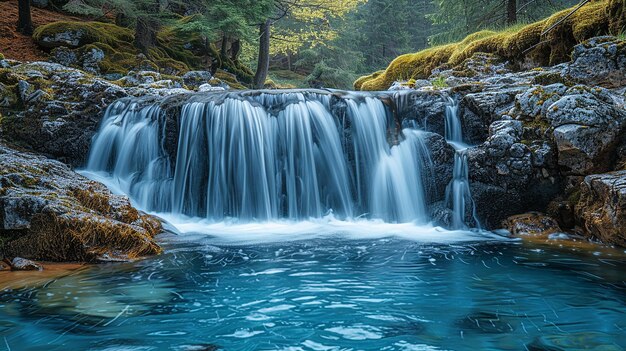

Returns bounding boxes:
[507,0,517,24]
[230,39,240,61]
[134,0,160,54]
[253,19,271,89]
[134,17,159,54]
[220,35,228,57]
[17,0,33,35]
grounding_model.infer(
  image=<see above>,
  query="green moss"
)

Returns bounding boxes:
[33,21,134,48]
[0,53,4,60]
[356,0,616,91]
[30,18,255,86]
[431,75,448,89]
[214,70,246,90]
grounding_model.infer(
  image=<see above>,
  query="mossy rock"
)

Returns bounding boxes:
[33,21,134,49]
[356,0,616,90]
[0,53,4,60]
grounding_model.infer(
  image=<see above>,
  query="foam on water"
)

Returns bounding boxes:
[150,212,502,245]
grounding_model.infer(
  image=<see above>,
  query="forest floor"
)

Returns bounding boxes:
[0,0,83,62]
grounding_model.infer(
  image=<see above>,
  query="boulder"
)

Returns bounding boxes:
[0,144,162,262]
[459,88,523,144]
[546,86,626,175]
[575,171,626,246]
[182,71,213,90]
[502,212,561,236]
[9,257,43,271]
[565,36,626,88]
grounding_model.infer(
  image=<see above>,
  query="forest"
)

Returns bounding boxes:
[12,0,582,89]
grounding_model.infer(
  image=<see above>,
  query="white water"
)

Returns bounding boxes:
[84,91,490,242]
[444,101,480,229]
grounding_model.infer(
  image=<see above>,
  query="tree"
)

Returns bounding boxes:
[17,0,34,35]
[252,0,363,88]
[507,0,517,24]
[64,0,171,53]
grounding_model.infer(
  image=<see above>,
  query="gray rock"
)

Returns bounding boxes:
[515,84,567,119]
[17,80,32,103]
[182,71,213,90]
[198,84,225,92]
[51,47,78,67]
[80,47,105,74]
[10,257,43,271]
[566,36,626,88]
[546,88,626,174]
[37,29,87,49]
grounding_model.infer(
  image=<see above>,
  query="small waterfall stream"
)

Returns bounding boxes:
[444,101,480,229]
[86,91,436,225]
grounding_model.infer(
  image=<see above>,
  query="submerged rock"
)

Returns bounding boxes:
[0,144,162,262]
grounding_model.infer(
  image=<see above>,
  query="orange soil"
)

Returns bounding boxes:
[0,262,91,290]
[0,0,84,62]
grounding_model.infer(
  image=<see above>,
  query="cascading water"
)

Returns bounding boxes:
[85,91,437,227]
[444,100,480,229]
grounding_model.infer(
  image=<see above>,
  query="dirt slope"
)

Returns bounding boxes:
[0,0,83,62]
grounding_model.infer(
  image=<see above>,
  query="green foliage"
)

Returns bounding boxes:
[356,0,616,90]
[431,75,448,88]
[306,61,356,89]
[428,0,580,46]
[268,70,308,88]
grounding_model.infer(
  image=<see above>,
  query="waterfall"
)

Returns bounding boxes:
[86,91,436,225]
[444,101,480,229]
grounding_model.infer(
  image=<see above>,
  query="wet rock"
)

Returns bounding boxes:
[565,36,626,88]
[575,171,626,246]
[0,144,162,262]
[398,91,449,136]
[502,212,561,236]
[459,88,522,144]
[9,257,43,271]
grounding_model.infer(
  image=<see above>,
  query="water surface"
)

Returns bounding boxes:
[1,235,624,351]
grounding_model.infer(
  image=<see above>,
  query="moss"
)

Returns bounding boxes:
[155,58,189,75]
[214,70,246,89]
[360,44,456,91]
[608,0,626,34]
[356,0,616,90]
[532,72,572,85]
[0,53,4,60]
[33,21,134,48]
